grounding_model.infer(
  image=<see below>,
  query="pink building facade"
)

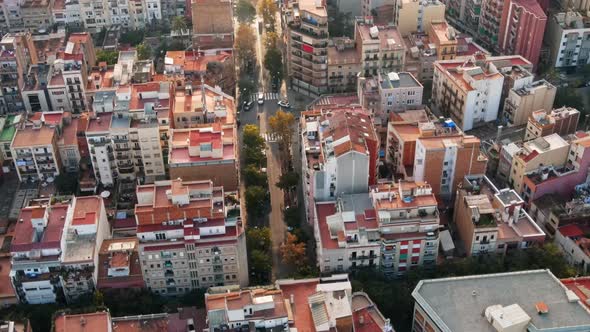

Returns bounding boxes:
[499,0,547,68]
[522,138,590,204]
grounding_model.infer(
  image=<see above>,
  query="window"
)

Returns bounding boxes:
[156,233,166,240]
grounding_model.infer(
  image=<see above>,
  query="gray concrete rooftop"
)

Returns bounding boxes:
[412,269,590,332]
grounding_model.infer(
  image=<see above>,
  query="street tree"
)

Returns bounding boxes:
[243,124,265,150]
[97,50,119,65]
[258,0,278,29]
[268,110,295,166]
[136,42,152,60]
[264,47,283,81]
[265,31,279,49]
[250,249,272,274]
[243,164,268,187]
[554,87,585,112]
[246,186,268,217]
[235,24,256,68]
[280,233,306,266]
[236,0,256,23]
[247,227,272,252]
[276,171,299,191]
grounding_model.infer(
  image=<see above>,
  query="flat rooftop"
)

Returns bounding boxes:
[413,270,590,332]
[380,72,421,89]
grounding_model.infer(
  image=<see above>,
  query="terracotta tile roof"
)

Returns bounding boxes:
[54,312,111,332]
[12,204,68,252]
[11,126,55,148]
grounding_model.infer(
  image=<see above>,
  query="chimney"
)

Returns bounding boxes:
[496,125,503,142]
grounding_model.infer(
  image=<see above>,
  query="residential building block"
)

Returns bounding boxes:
[327,38,361,93]
[283,0,329,96]
[432,53,532,131]
[411,270,590,332]
[135,179,248,294]
[453,175,545,256]
[355,17,406,78]
[525,107,580,141]
[97,238,145,290]
[546,11,590,68]
[502,79,556,126]
[508,133,569,194]
[393,0,445,36]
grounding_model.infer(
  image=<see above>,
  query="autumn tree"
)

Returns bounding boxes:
[264,31,279,49]
[280,233,306,266]
[235,24,256,69]
[258,0,278,30]
[268,110,295,168]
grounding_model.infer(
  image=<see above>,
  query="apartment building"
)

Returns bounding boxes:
[86,112,117,186]
[508,133,569,194]
[207,275,395,332]
[413,131,488,199]
[496,142,521,184]
[555,223,590,273]
[97,238,145,291]
[393,0,445,36]
[10,198,68,304]
[404,26,489,81]
[60,196,109,302]
[49,54,89,114]
[499,0,546,68]
[525,107,580,141]
[21,0,53,32]
[521,135,590,205]
[163,50,235,94]
[0,34,31,114]
[547,11,590,68]
[0,115,20,164]
[355,17,406,78]
[283,0,329,96]
[411,270,590,332]
[0,0,25,33]
[315,181,439,276]
[10,124,61,182]
[432,53,533,131]
[135,179,248,294]
[205,288,289,330]
[172,83,235,129]
[169,124,238,191]
[453,175,545,256]
[358,71,423,129]
[21,64,52,113]
[502,80,556,126]
[327,38,361,93]
[301,106,379,224]
[191,0,233,50]
[386,113,462,178]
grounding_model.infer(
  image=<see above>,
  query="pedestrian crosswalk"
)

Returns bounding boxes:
[250,92,279,102]
[263,132,279,142]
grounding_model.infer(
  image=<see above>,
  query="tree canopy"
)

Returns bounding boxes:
[258,0,278,30]
[236,0,256,23]
[264,47,283,81]
[280,233,306,266]
[235,24,256,67]
[245,186,268,217]
[96,50,119,65]
[276,171,299,191]
[136,42,152,60]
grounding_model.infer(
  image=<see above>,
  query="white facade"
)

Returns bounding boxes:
[87,134,116,186]
[65,0,82,25]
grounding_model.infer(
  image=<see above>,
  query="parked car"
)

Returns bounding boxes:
[258,92,264,105]
[278,100,291,108]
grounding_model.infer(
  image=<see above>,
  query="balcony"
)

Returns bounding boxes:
[166,278,175,286]
[289,23,328,39]
[301,16,327,27]
[349,254,377,260]
[164,260,172,268]
[164,270,174,277]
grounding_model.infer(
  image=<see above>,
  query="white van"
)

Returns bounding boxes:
[258,92,264,105]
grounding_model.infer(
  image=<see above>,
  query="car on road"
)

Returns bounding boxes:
[278,100,291,108]
[243,101,253,111]
[258,93,264,105]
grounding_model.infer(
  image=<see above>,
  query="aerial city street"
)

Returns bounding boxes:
[0,0,589,330]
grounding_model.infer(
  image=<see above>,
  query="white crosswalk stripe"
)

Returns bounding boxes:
[263,132,278,142]
[250,92,279,102]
